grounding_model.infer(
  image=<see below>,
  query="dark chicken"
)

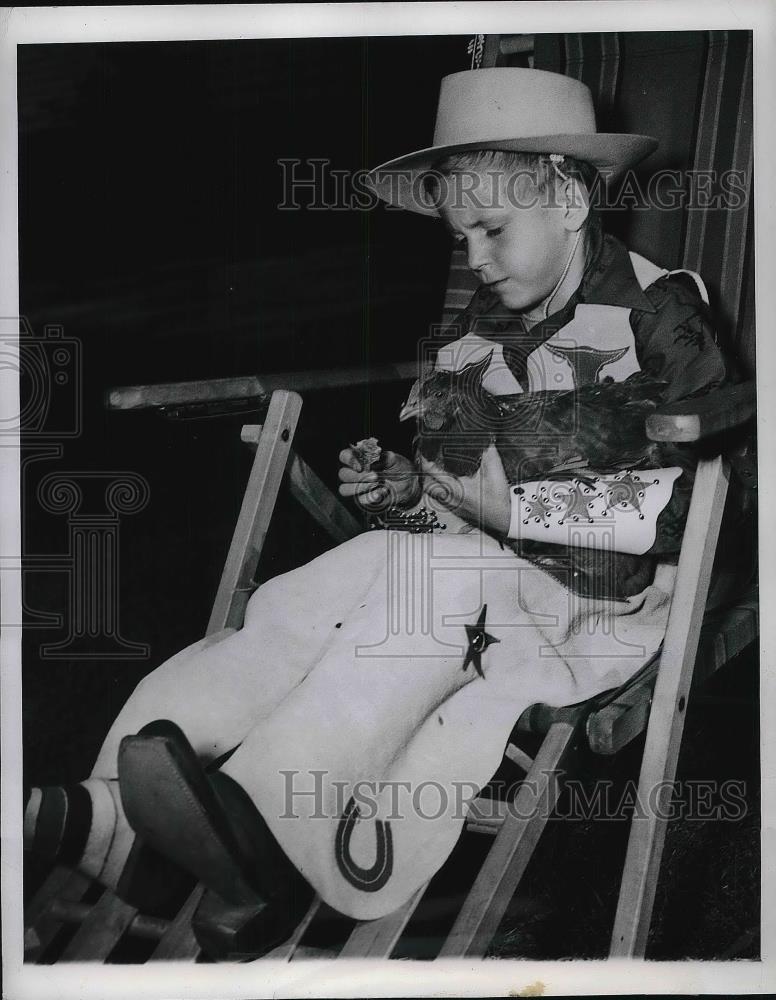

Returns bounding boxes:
[399,351,671,480]
[399,352,687,601]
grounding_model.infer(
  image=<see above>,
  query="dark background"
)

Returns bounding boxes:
[19,35,468,782]
[19,34,758,960]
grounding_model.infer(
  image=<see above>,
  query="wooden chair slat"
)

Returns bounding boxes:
[266,895,322,961]
[465,797,510,833]
[504,742,535,773]
[646,383,756,442]
[207,390,302,635]
[125,913,171,942]
[699,593,758,678]
[25,865,87,928]
[289,945,340,959]
[241,425,362,545]
[466,823,501,838]
[150,885,204,961]
[439,720,578,957]
[201,627,237,649]
[339,884,428,959]
[287,452,363,544]
[610,456,730,957]
[47,899,170,943]
[107,375,264,412]
[588,680,655,757]
[59,890,138,962]
[25,867,93,961]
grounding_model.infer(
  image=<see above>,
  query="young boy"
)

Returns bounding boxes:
[341,68,727,594]
[24,68,730,959]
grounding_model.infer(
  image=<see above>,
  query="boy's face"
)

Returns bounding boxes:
[437,169,574,313]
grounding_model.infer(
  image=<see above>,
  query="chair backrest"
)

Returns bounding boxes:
[441,31,754,374]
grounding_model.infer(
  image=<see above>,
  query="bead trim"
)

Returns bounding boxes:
[370,506,447,534]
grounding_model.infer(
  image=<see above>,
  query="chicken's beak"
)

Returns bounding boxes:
[398,401,419,422]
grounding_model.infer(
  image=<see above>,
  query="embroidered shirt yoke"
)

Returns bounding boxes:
[436,231,728,402]
[431,232,731,598]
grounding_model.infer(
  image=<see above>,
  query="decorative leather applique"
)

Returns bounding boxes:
[526,304,641,391]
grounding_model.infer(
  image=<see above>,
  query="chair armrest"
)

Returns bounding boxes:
[646,382,755,442]
[106,363,417,411]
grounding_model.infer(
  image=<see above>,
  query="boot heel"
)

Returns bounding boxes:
[193,888,296,961]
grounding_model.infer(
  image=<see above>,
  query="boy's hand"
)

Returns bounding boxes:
[418,444,511,536]
[338,448,421,510]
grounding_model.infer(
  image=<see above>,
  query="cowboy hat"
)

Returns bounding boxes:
[367,68,658,215]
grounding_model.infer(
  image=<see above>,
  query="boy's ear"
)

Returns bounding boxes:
[560,177,590,233]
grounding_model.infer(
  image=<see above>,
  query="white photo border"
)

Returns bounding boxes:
[1,3,773,997]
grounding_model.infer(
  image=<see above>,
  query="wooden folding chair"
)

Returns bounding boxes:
[23,378,756,962]
[24,29,757,963]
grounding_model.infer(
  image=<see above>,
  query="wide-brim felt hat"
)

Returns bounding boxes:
[367,68,658,216]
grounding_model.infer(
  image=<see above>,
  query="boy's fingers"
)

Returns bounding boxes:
[338,467,378,484]
[338,479,383,498]
[338,448,361,472]
[338,484,391,508]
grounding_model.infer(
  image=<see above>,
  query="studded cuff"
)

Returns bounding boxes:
[507,467,684,555]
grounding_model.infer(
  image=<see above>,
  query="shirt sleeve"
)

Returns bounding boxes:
[632,272,734,555]
[630,272,731,403]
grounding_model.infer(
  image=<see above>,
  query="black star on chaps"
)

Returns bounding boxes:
[462,604,500,678]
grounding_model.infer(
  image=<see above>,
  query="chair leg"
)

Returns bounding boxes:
[264,895,322,960]
[207,390,303,634]
[339,884,428,958]
[287,452,362,544]
[24,866,93,962]
[609,456,729,957]
[438,719,578,958]
[150,885,204,960]
[59,891,138,962]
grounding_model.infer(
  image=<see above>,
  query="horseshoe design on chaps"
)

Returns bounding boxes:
[335,796,394,892]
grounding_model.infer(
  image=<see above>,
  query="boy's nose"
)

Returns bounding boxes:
[466,236,491,274]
